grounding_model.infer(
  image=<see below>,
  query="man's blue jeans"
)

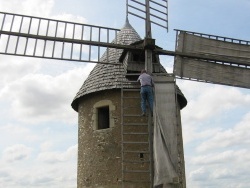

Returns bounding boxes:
[140,86,153,114]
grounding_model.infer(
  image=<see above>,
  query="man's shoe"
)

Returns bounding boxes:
[141,112,146,116]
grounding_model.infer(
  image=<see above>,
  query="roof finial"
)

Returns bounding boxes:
[123,16,132,29]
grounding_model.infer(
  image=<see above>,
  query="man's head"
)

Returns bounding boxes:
[141,69,147,74]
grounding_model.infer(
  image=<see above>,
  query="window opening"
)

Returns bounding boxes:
[139,153,144,159]
[97,106,110,129]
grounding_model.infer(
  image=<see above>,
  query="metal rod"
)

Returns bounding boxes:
[130,0,146,7]
[46,20,50,36]
[149,0,167,9]
[150,20,167,29]
[23,38,29,55]
[33,18,41,56]
[0,11,120,32]
[149,6,167,16]
[126,0,129,18]
[52,21,58,58]
[107,29,109,62]
[0,13,6,31]
[61,23,67,58]
[5,15,15,53]
[42,20,50,57]
[98,28,101,61]
[150,13,167,22]
[174,29,250,44]
[27,17,32,34]
[0,30,143,50]
[0,51,121,65]
[128,4,146,14]
[146,0,152,38]
[14,37,20,54]
[15,16,24,54]
[70,24,76,59]
[10,15,15,32]
[115,30,118,62]
[79,25,84,60]
[128,11,146,20]
[88,27,92,61]
[23,17,33,55]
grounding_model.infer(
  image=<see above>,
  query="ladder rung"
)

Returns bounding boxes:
[123,106,138,109]
[123,97,140,99]
[123,170,150,173]
[123,150,150,153]
[123,141,148,144]
[125,73,140,76]
[122,79,139,82]
[123,123,148,126]
[123,114,142,117]
[123,132,148,135]
[123,180,151,183]
[123,88,140,91]
[123,160,150,163]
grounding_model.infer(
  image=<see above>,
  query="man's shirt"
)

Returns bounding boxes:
[137,73,154,87]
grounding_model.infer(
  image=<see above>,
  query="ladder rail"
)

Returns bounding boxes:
[121,79,125,187]
[121,73,154,188]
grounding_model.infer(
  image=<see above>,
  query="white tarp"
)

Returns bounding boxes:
[153,76,180,187]
[174,32,250,89]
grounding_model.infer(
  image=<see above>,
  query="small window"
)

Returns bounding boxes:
[97,106,110,129]
[92,100,115,131]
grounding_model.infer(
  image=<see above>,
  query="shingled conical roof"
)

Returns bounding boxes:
[71,19,141,111]
[71,19,187,111]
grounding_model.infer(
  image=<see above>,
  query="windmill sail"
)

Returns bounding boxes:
[126,0,168,30]
[0,12,140,64]
[174,30,250,89]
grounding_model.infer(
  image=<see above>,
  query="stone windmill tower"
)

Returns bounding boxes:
[71,18,187,188]
[2,1,248,188]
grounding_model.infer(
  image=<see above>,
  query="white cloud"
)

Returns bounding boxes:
[0,64,94,124]
[2,144,32,163]
[211,168,235,179]
[183,125,222,144]
[178,80,250,144]
[0,56,40,86]
[187,148,250,187]
[37,144,77,163]
[181,83,250,123]
[191,149,250,165]
[0,124,38,143]
[180,82,250,187]
[189,167,208,182]
[40,141,53,152]
[0,162,76,188]
[0,143,77,188]
[52,13,87,24]
[0,0,54,17]
[197,112,250,152]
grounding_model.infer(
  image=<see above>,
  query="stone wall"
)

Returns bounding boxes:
[77,89,122,187]
[77,88,186,188]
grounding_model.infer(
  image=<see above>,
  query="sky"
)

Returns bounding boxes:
[0,0,249,187]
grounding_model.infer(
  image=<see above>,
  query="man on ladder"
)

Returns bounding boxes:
[137,69,154,116]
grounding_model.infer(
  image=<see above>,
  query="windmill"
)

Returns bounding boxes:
[0,0,249,188]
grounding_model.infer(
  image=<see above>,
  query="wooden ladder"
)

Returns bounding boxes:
[121,74,154,188]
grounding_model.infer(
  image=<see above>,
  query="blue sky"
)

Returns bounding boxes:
[0,0,250,187]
